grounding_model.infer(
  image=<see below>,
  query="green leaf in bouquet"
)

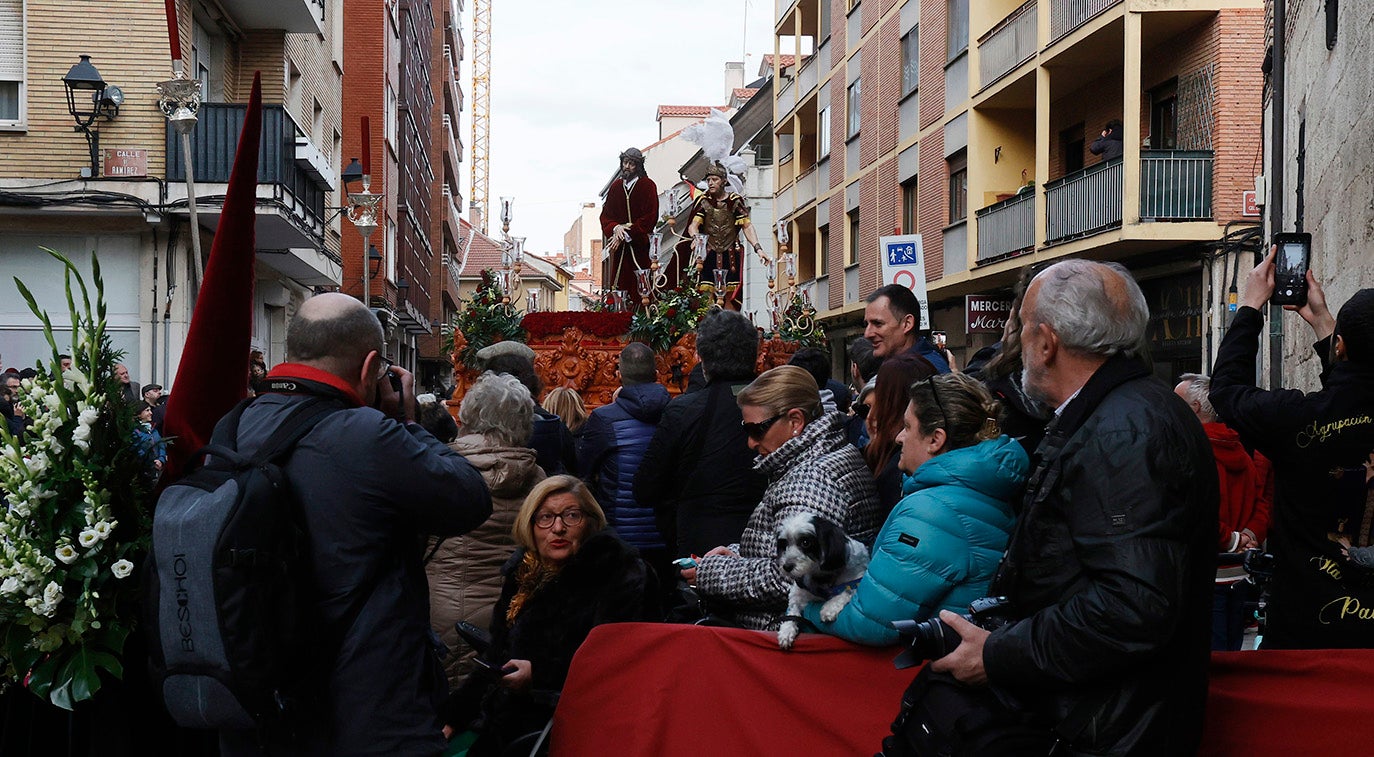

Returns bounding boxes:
[26,653,63,699]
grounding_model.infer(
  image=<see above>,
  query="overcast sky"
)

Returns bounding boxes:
[470,0,775,256]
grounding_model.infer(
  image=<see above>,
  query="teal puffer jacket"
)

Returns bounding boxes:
[804,435,1027,646]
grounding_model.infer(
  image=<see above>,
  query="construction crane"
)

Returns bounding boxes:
[470,0,491,235]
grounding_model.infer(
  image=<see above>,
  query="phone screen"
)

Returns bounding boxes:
[1277,243,1308,278]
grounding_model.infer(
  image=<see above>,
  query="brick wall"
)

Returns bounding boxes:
[0,0,177,178]
[1210,9,1265,225]
[876,17,900,156]
[917,130,945,281]
[918,0,946,130]
[828,189,845,310]
[341,0,390,300]
[1048,65,1122,179]
[829,75,845,190]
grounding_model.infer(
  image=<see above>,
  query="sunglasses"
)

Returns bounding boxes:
[918,378,948,428]
[741,413,786,441]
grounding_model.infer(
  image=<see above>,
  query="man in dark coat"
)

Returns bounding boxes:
[635,309,766,557]
[920,260,1217,756]
[1089,119,1124,161]
[219,294,492,757]
[1210,249,1374,650]
[599,147,658,302]
[578,342,672,583]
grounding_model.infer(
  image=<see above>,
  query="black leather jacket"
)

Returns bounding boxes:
[984,355,1218,756]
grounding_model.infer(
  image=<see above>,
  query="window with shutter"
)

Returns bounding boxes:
[0,0,24,126]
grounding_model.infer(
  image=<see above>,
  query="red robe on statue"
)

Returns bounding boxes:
[599,174,658,299]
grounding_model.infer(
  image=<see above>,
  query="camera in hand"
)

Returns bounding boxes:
[891,596,1016,669]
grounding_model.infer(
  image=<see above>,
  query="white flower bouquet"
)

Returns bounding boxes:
[0,249,152,709]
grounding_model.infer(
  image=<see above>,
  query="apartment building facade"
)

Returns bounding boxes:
[773,0,1265,379]
[0,0,340,387]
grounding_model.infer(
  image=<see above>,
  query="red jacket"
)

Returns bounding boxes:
[1205,421,1272,550]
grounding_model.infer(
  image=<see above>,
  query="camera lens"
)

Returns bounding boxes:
[902,615,965,662]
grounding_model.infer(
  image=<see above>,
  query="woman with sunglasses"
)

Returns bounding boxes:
[442,475,657,754]
[803,372,1027,646]
[682,365,882,631]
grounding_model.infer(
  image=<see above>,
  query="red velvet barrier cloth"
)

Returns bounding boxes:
[552,623,1374,756]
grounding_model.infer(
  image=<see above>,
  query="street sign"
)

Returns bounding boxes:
[103,149,147,178]
[878,234,929,329]
[1242,191,1261,217]
[966,295,1013,334]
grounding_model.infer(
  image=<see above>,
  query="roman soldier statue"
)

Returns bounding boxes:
[686,161,767,310]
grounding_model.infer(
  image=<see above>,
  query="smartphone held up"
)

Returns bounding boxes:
[1271,232,1311,308]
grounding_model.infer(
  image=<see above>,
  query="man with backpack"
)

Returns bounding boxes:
[155,293,491,755]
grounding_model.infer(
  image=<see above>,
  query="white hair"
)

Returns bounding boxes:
[458,371,534,447]
[1176,373,1216,421]
[1028,259,1148,357]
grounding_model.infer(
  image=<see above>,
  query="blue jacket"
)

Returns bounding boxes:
[805,435,1026,646]
[577,383,671,550]
[529,406,577,475]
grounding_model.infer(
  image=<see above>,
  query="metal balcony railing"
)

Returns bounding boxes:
[1045,157,1122,244]
[979,0,1037,88]
[976,191,1035,263]
[1140,150,1213,221]
[1050,0,1121,42]
[166,103,331,255]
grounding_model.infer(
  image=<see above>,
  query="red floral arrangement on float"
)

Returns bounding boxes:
[521,311,633,339]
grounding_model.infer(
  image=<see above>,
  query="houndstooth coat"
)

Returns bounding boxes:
[695,411,882,630]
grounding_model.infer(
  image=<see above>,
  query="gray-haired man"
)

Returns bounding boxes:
[889,260,1218,756]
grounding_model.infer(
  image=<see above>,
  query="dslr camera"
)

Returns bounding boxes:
[891,596,1017,669]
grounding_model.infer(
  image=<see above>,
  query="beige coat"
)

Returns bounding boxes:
[426,433,545,687]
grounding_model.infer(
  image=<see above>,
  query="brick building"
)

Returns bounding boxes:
[0,0,340,387]
[773,0,1265,379]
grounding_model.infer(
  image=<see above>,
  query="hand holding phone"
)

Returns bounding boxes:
[475,658,516,677]
[1270,233,1312,307]
[672,557,697,569]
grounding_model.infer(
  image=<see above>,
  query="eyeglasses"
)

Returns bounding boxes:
[919,378,948,429]
[534,509,586,529]
[741,413,786,441]
[375,356,394,382]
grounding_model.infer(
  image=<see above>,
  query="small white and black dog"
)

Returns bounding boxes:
[775,512,870,650]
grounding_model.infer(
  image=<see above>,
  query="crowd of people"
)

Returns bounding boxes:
[6,247,1369,756]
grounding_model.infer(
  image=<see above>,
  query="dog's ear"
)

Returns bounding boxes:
[816,517,850,574]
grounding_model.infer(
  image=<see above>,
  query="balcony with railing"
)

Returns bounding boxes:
[445,0,464,58]
[976,191,1035,263]
[979,1,1037,89]
[442,114,462,186]
[795,165,818,209]
[218,0,323,34]
[1050,0,1121,42]
[1140,150,1213,221]
[166,103,338,284]
[1045,157,1122,244]
[797,53,819,102]
[442,45,463,120]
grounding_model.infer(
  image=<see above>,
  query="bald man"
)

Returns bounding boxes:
[889,261,1217,756]
[218,293,491,756]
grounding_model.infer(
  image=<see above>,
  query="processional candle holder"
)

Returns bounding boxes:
[635,269,653,306]
[692,234,709,273]
[527,289,540,313]
[713,268,730,306]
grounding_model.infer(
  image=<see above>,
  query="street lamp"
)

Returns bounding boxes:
[62,55,122,179]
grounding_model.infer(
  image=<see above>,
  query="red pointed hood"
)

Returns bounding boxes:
[161,72,262,483]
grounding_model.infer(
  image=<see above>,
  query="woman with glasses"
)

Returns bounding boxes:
[803,372,1027,646]
[443,475,657,754]
[683,365,882,631]
[427,372,545,689]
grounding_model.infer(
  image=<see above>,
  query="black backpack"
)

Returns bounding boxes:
[147,396,344,730]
